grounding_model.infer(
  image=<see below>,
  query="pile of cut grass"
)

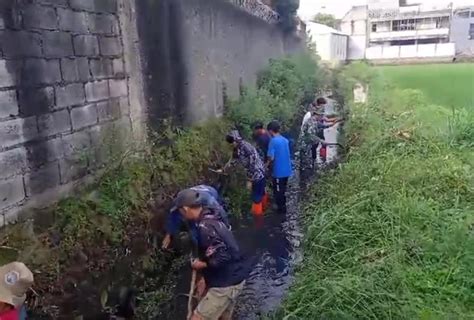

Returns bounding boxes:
[280,68,474,319]
[375,63,474,110]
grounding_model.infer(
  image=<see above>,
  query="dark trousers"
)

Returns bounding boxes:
[251,177,266,203]
[272,177,289,213]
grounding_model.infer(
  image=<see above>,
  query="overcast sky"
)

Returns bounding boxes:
[298,0,473,21]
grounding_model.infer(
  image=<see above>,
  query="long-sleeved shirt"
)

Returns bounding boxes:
[301,116,333,145]
[232,140,266,182]
[197,212,252,288]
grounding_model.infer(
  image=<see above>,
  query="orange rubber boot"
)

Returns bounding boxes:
[251,202,263,216]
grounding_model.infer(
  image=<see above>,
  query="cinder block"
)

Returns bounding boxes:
[112,58,125,77]
[59,156,88,184]
[43,31,74,57]
[38,109,71,137]
[73,35,100,56]
[90,58,113,79]
[18,86,55,117]
[61,130,91,157]
[56,83,86,107]
[25,137,62,168]
[58,9,88,33]
[109,79,127,98]
[99,36,121,56]
[61,58,90,82]
[25,162,61,196]
[0,117,38,149]
[71,104,98,130]
[0,148,28,179]
[0,60,16,87]
[70,0,117,13]
[0,177,25,210]
[88,13,118,35]
[85,80,109,102]
[0,90,19,119]
[97,100,120,122]
[21,59,61,86]
[0,31,42,57]
[23,4,57,30]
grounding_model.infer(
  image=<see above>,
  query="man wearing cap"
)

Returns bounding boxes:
[162,184,229,250]
[224,130,267,216]
[0,262,33,320]
[174,188,251,320]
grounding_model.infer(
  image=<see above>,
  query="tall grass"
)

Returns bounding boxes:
[280,65,474,319]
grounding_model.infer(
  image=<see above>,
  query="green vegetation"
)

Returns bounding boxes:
[375,63,474,109]
[273,0,300,32]
[228,53,322,136]
[281,64,474,319]
[311,13,340,29]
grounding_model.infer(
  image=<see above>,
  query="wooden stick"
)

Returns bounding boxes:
[187,269,197,320]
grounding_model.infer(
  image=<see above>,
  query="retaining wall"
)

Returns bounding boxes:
[0,0,304,224]
[0,0,137,224]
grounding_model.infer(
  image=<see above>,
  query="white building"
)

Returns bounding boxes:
[308,22,348,65]
[450,6,474,56]
[341,0,457,62]
[340,5,368,60]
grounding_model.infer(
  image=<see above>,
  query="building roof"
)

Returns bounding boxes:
[307,22,349,37]
[341,5,368,22]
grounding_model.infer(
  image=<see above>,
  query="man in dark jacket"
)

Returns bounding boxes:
[252,121,271,162]
[173,189,250,320]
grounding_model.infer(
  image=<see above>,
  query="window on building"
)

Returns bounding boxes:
[471,11,474,18]
[351,21,355,34]
[371,23,377,32]
[392,19,415,31]
[470,24,474,40]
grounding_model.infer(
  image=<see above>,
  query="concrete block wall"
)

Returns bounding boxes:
[0,0,134,225]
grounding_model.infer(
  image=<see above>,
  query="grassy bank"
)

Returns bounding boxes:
[280,63,474,319]
[0,53,320,318]
[375,63,474,109]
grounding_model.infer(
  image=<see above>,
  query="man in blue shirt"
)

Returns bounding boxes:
[267,120,293,214]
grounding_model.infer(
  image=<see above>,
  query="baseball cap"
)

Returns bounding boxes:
[170,189,204,212]
[0,262,34,308]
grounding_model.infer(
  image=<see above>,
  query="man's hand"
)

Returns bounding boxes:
[191,259,208,270]
[161,234,172,250]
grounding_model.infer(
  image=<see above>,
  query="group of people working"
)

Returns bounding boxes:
[0,98,340,320]
[163,98,341,320]
[162,119,293,320]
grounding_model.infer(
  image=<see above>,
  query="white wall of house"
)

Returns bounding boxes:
[450,6,474,56]
[309,23,348,64]
[366,42,455,59]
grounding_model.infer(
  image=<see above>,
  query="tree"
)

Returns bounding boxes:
[311,13,340,29]
[273,0,300,32]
